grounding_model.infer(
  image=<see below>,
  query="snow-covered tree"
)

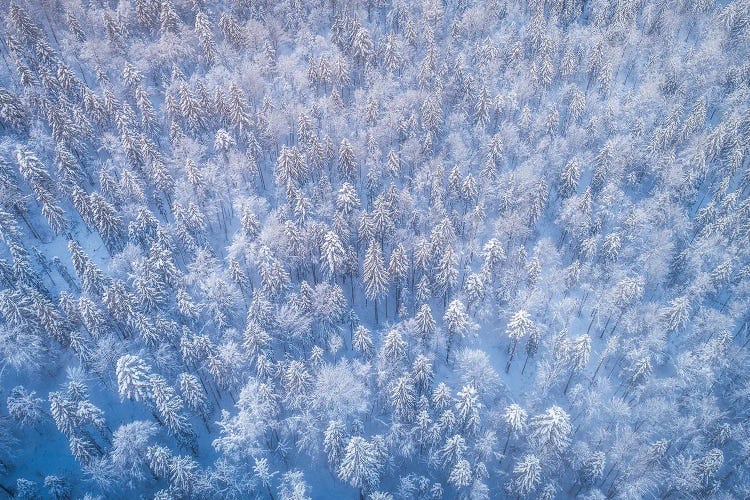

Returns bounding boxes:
[116,355,151,402]
[0,1,747,498]
[7,386,44,426]
[444,299,471,363]
[503,403,528,455]
[363,242,389,321]
[321,231,347,279]
[506,310,536,372]
[529,406,572,457]
[511,454,541,496]
[338,436,381,494]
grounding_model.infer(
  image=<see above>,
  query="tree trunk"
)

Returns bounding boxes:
[445,331,454,364]
[506,340,518,373]
[590,356,606,385]
[599,314,611,339]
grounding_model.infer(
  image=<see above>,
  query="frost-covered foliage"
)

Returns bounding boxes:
[0,0,749,498]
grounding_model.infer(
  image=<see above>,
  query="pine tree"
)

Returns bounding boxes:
[511,454,541,496]
[147,445,173,478]
[626,356,652,395]
[455,385,481,435]
[431,383,452,412]
[415,304,436,345]
[481,238,506,276]
[321,230,347,279]
[578,451,606,489]
[116,355,151,402]
[560,158,581,198]
[444,300,471,363]
[338,140,357,181]
[219,12,245,48]
[283,360,312,409]
[227,82,253,134]
[69,434,99,465]
[434,247,459,300]
[602,232,621,262]
[419,92,442,132]
[411,355,434,392]
[389,243,409,311]
[448,166,463,199]
[440,434,467,468]
[664,295,691,333]
[49,391,78,436]
[324,419,347,470]
[502,403,527,455]
[16,146,67,234]
[279,470,312,500]
[7,386,44,426]
[44,476,70,500]
[363,241,389,322]
[89,192,123,248]
[352,26,374,65]
[150,374,194,441]
[336,182,361,216]
[505,310,535,372]
[380,328,407,364]
[529,406,571,457]
[353,325,374,358]
[697,448,723,486]
[0,88,27,131]
[385,372,414,421]
[568,87,586,125]
[338,436,381,495]
[252,457,277,499]
[449,459,473,490]
[169,454,199,496]
[214,128,235,154]
[526,257,541,289]
[194,11,217,65]
[388,244,409,284]
[515,316,538,361]
[475,86,490,127]
[564,334,591,393]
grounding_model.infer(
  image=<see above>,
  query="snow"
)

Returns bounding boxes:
[0,0,749,498]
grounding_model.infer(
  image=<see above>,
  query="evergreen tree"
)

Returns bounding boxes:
[448,458,473,490]
[415,304,436,345]
[455,385,481,435]
[338,140,357,181]
[353,325,374,358]
[511,454,541,496]
[363,241,389,322]
[529,406,572,457]
[321,230,347,279]
[505,310,535,372]
[337,182,361,216]
[7,386,44,427]
[564,334,591,393]
[338,436,381,495]
[194,12,217,65]
[434,247,459,300]
[502,403,527,455]
[116,355,151,402]
[324,419,347,470]
[444,299,471,363]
